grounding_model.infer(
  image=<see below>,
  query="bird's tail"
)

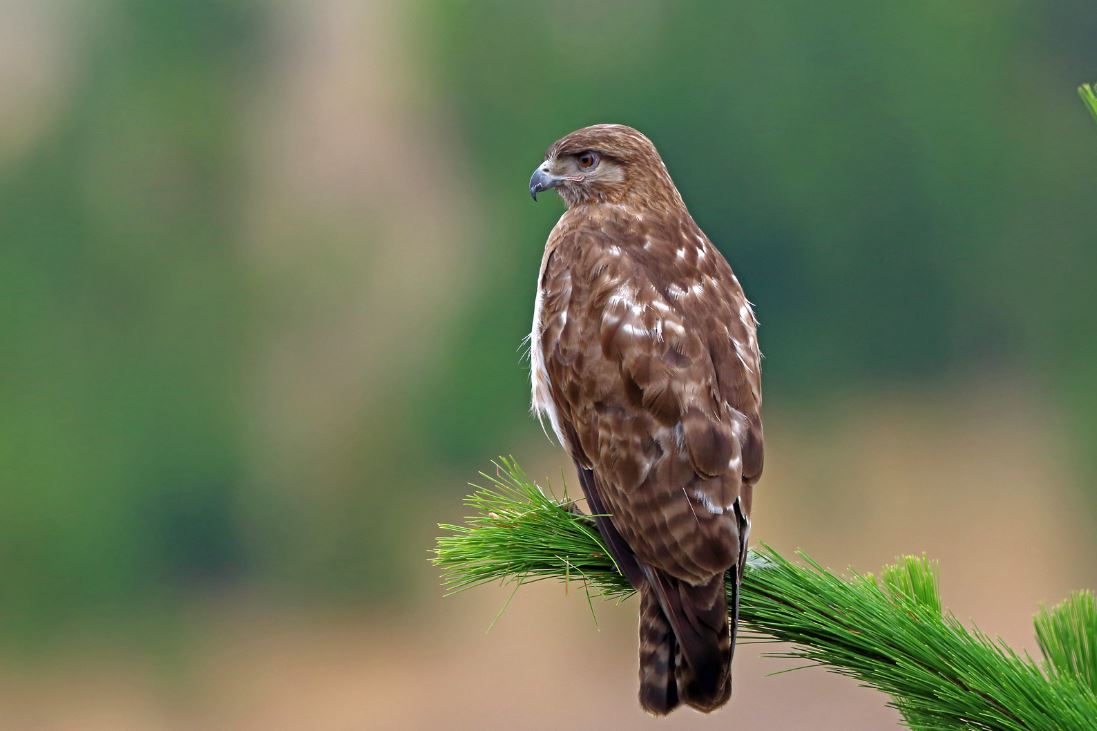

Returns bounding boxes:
[638,584,680,714]
[638,572,734,715]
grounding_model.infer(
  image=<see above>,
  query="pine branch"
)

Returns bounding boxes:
[1080,83,1097,127]
[433,458,1097,730]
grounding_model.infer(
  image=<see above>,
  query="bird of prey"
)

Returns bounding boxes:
[527,124,763,715]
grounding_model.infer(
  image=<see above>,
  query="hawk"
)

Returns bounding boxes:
[527,124,763,715]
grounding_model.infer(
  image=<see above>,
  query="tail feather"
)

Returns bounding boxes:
[673,575,733,712]
[638,586,680,714]
[638,573,734,715]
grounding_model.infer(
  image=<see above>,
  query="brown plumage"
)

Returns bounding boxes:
[527,124,763,715]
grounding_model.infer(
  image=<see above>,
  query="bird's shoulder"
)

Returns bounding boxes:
[541,205,757,367]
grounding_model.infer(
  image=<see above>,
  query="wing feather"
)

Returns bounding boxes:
[536,206,762,584]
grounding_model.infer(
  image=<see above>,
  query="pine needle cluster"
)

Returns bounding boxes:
[1080,82,1097,126]
[433,458,1097,730]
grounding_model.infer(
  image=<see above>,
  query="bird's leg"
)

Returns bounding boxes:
[561,497,589,517]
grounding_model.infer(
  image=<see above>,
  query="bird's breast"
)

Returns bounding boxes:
[529,246,568,447]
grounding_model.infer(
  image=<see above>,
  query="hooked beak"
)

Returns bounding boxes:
[529,163,561,201]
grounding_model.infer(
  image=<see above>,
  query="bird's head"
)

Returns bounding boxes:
[529,124,680,210]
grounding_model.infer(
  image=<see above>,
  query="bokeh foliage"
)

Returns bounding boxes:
[1,1,1095,641]
[0,0,257,638]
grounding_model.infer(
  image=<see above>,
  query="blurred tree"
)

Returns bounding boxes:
[0,0,257,640]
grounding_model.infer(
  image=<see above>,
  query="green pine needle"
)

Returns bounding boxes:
[880,554,943,615]
[1035,591,1097,695]
[1080,82,1097,126]
[433,458,1097,730]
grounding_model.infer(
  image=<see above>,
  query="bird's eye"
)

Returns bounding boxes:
[577,151,599,170]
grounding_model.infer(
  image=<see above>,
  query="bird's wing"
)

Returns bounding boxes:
[538,211,762,584]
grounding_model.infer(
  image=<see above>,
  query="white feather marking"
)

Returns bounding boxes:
[690,282,704,296]
[676,247,686,259]
[608,284,639,309]
[667,283,686,299]
[734,349,751,373]
[529,268,565,446]
[693,488,726,515]
[739,303,755,326]
[517,331,532,363]
[733,339,754,374]
[608,245,622,256]
[735,496,751,546]
[682,487,704,526]
[622,322,658,339]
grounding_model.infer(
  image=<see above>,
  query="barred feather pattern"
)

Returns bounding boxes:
[529,125,763,715]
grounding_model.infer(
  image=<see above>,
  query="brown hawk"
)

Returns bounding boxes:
[527,124,763,715]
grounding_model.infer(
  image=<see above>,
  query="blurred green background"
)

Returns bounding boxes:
[1,2,1095,729]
